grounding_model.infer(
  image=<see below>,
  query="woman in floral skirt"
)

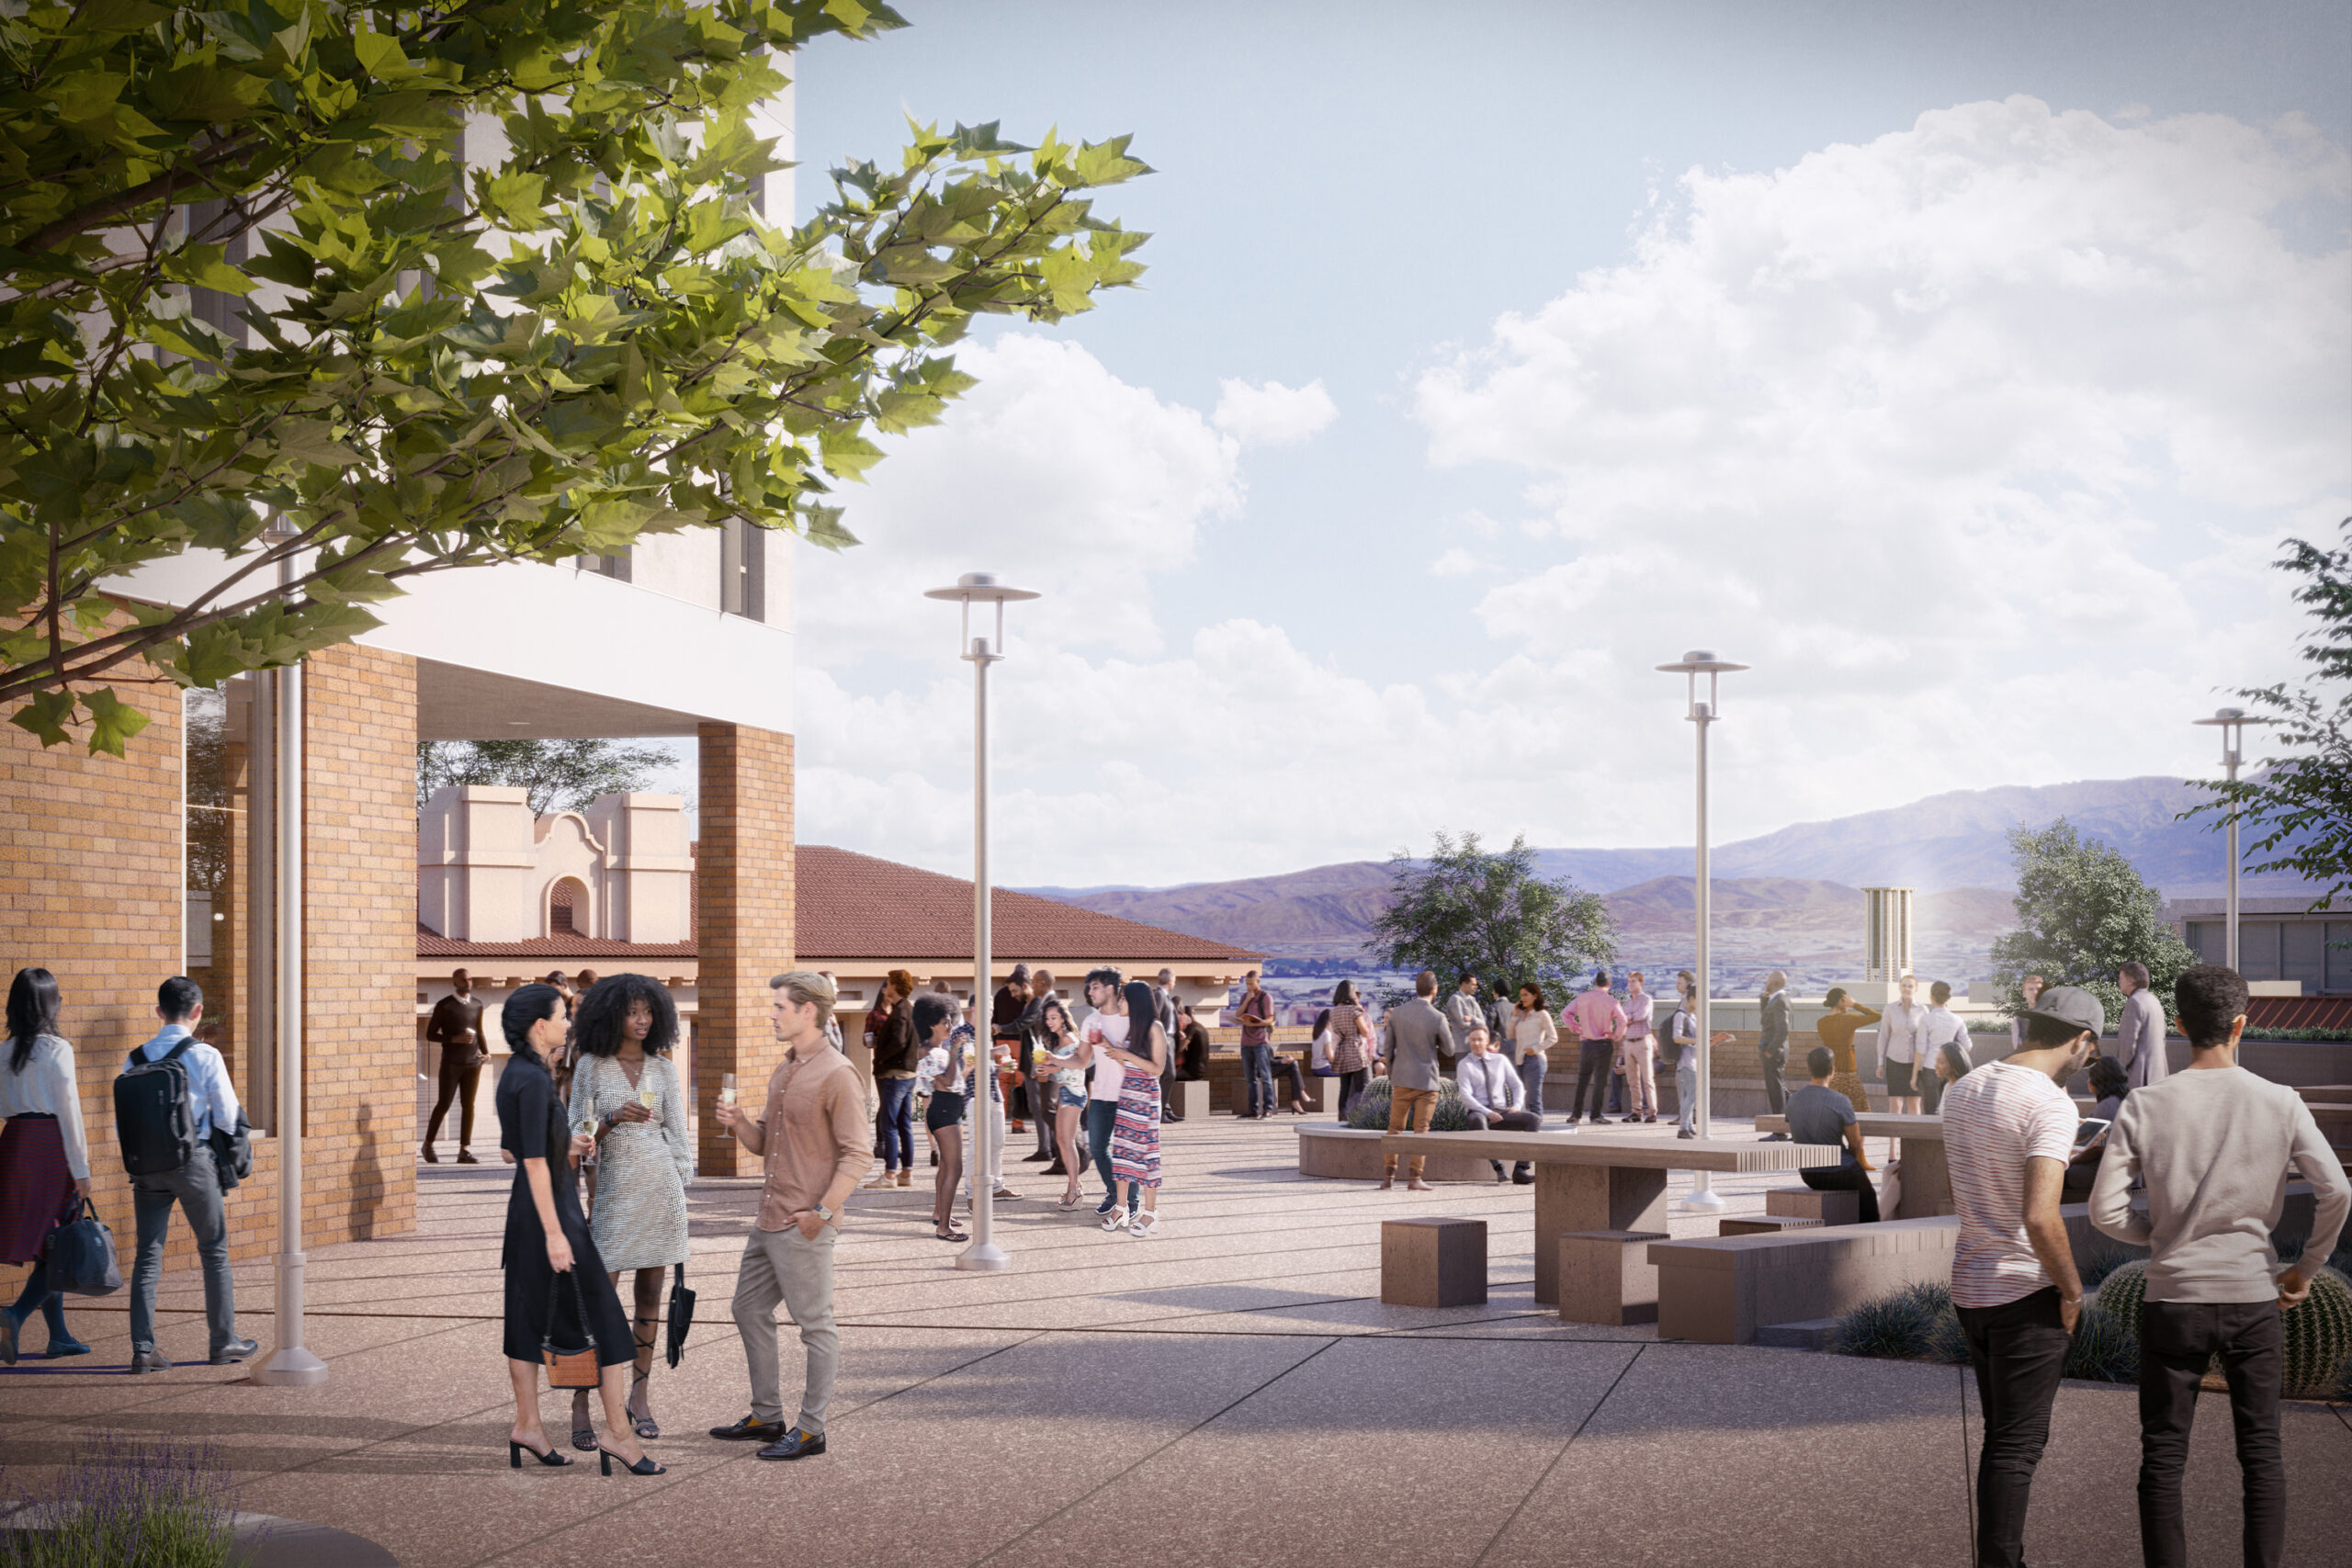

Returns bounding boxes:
[1103,979,1170,1238]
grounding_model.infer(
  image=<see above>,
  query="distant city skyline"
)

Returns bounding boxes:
[782,3,2348,887]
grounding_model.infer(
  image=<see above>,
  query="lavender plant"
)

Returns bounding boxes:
[1,1433,237,1567]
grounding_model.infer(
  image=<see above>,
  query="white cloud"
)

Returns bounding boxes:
[1210,377,1339,446]
[797,101,2349,886]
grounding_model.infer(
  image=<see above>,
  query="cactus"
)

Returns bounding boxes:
[1344,1077,1392,1130]
[2098,1259,2352,1398]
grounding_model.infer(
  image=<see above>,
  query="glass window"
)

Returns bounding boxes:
[2327,924,2352,995]
[2282,921,2325,995]
[183,674,274,1128]
[2238,922,2281,982]
[2186,922,2219,964]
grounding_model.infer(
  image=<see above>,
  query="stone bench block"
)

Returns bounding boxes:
[1765,1185,1861,1224]
[1718,1215,1823,1237]
[1295,1127,1505,1184]
[1382,1217,1487,1308]
[1558,1229,1667,1325]
[1172,1079,1210,1121]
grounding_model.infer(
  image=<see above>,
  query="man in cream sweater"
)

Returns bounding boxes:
[2089,964,2348,1568]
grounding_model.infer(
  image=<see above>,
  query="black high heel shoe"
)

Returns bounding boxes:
[598,1444,666,1477]
[509,1438,572,1468]
[570,1390,595,1451]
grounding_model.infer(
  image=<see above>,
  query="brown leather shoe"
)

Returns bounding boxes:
[420,1144,437,1164]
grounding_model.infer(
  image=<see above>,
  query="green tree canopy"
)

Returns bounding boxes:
[416,735,674,816]
[1369,830,1617,1001]
[1989,818,2195,1028]
[2185,520,2350,909]
[0,0,1148,753]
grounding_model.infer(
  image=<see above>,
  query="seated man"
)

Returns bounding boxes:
[2063,1055,2131,1198]
[1454,1028,1540,1185]
[1788,1045,1881,1223]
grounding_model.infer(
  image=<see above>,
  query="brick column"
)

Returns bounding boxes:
[300,644,419,1242]
[695,722,796,1177]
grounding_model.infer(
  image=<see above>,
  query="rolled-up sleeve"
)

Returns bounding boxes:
[827,1071,875,1192]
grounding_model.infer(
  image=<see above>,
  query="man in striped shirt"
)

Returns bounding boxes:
[1940,985,2103,1568]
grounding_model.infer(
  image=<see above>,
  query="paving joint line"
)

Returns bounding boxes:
[963,1334,1343,1568]
[1470,1342,1647,1568]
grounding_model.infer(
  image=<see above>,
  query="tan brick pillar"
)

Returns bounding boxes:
[695,722,796,1177]
[300,644,420,1243]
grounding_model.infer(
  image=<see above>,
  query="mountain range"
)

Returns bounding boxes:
[1028,775,2305,959]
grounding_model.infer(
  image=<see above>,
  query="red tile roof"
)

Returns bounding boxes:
[794,845,1261,963]
[415,845,1261,966]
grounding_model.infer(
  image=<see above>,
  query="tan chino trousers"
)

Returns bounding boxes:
[731,1224,839,1435]
[1384,1087,1440,1178]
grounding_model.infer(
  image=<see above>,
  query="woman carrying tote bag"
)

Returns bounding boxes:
[497,984,662,1477]
[0,968,93,1361]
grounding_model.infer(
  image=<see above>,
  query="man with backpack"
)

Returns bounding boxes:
[118,976,253,1372]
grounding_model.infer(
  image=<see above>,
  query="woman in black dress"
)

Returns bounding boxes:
[498,984,663,1476]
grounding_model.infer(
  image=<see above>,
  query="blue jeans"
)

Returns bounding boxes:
[1516,1056,1546,1121]
[6,1259,73,1347]
[875,1077,915,1172]
[1676,1052,1699,1134]
[1084,1100,1136,1213]
[130,1156,238,1357]
[1239,1043,1275,1118]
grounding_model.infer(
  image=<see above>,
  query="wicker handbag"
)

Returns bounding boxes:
[541,1271,601,1389]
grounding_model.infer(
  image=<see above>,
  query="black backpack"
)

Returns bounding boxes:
[114,1040,198,1177]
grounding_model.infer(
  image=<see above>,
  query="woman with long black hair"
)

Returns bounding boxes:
[0,969,91,1362]
[1104,979,1170,1238]
[566,975,690,1446]
[910,994,967,1242]
[497,984,662,1476]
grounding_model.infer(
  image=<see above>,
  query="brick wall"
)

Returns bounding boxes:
[0,643,418,1280]
[299,644,418,1243]
[695,723,795,1177]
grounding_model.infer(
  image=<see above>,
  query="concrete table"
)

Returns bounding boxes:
[1375,1131,1839,1304]
[1755,1111,1949,1220]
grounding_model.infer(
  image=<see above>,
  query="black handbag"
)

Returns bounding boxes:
[664,1261,695,1369]
[42,1198,122,1297]
[540,1270,600,1389]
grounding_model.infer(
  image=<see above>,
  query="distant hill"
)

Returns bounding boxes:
[1026,775,2313,958]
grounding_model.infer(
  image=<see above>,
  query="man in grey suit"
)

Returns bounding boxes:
[1442,976,1483,1065]
[1381,971,1453,1191]
[2116,961,2170,1089]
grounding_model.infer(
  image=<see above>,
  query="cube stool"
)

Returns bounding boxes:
[1173,1079,1210,1121]
[1718,1216,1823,1237]
[1558,1229,1668,1325]
[1766,1186,1861,1225]
[1381,1217,1487,1308]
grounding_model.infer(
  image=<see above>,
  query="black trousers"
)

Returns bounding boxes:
[1271,1055,1306,1108]
[1759,1047,1789,1115]
[1957,1286,2073,1568]
[1334,1068,1368,1122]
[1478,1109,1540,1174]
[2138,1299,2284,1568]
[424,1052,481,1148]
[1799,1163,1881,1224]
[1573,1041,1612,1120]
[1027,1077,1057,1152]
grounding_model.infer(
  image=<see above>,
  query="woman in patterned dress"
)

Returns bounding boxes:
[1103,979,1170,1238]
[566,975,690,1446]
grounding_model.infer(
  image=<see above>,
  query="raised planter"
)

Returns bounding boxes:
[1295,1125,1499,1183]
[0,1511,395,1567]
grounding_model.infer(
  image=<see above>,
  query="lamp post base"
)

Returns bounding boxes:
[1676,1173,1727,1213]
[249,1347,329,1386]
[954,1241,1012,1272]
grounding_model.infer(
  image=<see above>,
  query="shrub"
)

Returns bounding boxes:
[1828,1280,1953,1360]
[1344,1077,1392,1130]
[2064,1303,2141,1383]
[1,1433,237,1566]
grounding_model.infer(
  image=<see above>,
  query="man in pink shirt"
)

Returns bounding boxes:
[1565,972,1627,1126]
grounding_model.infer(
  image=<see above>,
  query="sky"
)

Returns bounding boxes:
[770,0,2352,890]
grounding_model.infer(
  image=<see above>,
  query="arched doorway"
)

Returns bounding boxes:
[548,876,589,936]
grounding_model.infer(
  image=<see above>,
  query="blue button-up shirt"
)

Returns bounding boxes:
[133,1025,241,1140]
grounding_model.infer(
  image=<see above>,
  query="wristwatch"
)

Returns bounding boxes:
[812,1203,833,1224]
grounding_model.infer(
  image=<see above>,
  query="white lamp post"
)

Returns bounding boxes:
[924,572,1039,1273]
[2192,706,2272,970]
[1658,649,1747,1213]
[252,516,327,1386]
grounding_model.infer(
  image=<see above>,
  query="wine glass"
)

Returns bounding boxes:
[718,1072,738,1109]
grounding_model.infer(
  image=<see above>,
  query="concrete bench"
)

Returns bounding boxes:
[1768,1185,1860,1225]
[1296,1126,1498,1183]
[1719,1216,1822,1237]
[1558,1229,1666,1325]
[1652,1186,2323,1345]
[1171,1079,1210,1121]
[1755,1111,1950,1219]
[1382,1217,1487,1308]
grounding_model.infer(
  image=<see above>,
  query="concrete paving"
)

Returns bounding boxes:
[2,1113,2346,1567]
